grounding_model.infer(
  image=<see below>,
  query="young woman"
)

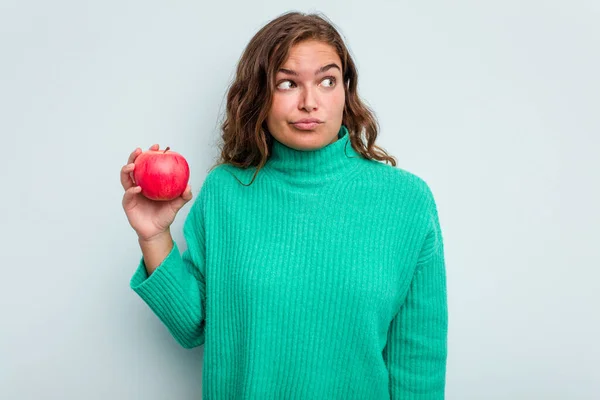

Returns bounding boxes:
[121,11,448,400]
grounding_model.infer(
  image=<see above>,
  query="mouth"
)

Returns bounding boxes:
[290,119,323,131]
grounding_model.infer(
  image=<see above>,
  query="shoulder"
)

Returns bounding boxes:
[184,164,235,222]
[395,165,437,209]
[360,159,437,207]
[379,163,444,253]
[198,163,246,193]
[194,163,263,208]
[186,164,229,211]
[200,164,227,190]
[362,161,442,236]
[389,165,443,239]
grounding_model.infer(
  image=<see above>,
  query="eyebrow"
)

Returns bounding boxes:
[277,63,341,76]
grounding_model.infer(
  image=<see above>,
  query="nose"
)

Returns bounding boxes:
[299,86,318,112]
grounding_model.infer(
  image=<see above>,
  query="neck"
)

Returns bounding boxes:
[264,124,362,191]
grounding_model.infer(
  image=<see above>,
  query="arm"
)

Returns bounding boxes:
[385,190,448,399]
[138,230,174,276]
[129,192,207,349]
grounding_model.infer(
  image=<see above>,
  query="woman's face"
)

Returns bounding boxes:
[266,40,345,151]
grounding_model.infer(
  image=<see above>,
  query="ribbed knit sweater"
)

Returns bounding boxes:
[130,124,448,399]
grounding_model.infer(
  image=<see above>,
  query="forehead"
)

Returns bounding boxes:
[279,40,341,71]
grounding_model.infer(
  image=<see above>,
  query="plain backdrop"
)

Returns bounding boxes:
[1,1,598,399]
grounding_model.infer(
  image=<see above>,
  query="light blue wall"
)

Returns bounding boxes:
[1,1,598,399]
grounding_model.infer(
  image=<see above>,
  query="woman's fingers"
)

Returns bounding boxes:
[168,185,192,213]
[121,147,142,190]
[122,185,142,209]
[121,162,138,190]
[182,185,193,201]
[128,147,141,164]
[121,144,164,191]
[122,145,155,190]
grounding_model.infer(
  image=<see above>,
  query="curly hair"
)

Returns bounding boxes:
[210,10,397,185]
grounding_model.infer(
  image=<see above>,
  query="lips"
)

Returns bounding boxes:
[291,119,323,131]
[292,118,323,124]
[292,121,321,130]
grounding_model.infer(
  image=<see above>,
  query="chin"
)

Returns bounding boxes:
[294,134,336,150]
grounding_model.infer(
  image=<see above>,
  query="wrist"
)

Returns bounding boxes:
[138,229,174,275]
[138,229,171,245]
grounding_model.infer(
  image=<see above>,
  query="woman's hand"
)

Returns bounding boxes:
[121,144,193,241]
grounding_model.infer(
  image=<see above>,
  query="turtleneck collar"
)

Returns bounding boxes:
[264,124,362,190]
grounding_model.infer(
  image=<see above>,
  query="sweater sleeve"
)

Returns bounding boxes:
[129,193,207,349]
[385,189,449,399]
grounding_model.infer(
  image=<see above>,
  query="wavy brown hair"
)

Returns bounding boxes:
[210,10,397,185]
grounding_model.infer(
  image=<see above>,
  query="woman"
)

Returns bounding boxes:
[121,11,448,399]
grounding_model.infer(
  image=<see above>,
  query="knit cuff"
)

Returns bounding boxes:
[129,240,180,291]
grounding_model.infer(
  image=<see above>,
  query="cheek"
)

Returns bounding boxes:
[333,89,345,110]
[269,96,294,118]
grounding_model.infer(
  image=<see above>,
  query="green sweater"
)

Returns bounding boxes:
[130,124,448,399]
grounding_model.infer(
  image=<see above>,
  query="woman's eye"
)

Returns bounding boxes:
[321,77,336,87]
[276,77,336,90]
[277,80,295,90]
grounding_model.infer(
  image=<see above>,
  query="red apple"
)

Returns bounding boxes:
[133,146,190,201]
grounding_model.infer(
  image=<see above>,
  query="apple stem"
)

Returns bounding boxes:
[164,146,170,153]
